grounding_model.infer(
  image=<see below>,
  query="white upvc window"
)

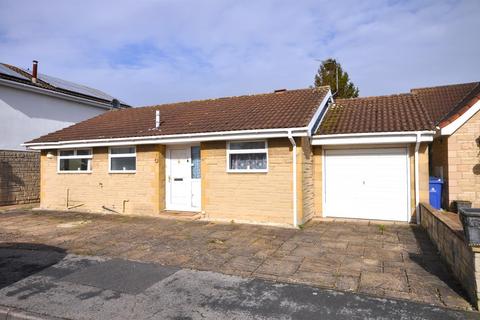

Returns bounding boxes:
[109,146,136,173]
[226,140,268,173]
[57,149,92,173]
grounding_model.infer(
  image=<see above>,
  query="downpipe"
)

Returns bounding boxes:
[414,132,421,224]
[288,130,298,228]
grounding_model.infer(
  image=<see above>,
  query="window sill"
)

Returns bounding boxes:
[57,171,92,174]
[227,169,268,173]
[109,171,136,174]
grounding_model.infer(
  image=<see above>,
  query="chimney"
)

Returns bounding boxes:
[155,110,160,128]
[31,60,38,84]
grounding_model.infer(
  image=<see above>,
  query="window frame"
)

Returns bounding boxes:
[108,146,137,173]
[57,148,93,173]
[190,145,201,179]
[226,140,268,173]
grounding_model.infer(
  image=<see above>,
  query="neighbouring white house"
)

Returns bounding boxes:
[0,60,129,206]
[0,60,130,151]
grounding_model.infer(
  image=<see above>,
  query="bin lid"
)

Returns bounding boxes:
[429,177,443,183]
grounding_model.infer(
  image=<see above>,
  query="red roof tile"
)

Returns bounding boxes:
[317,81,480,135]
[317,94,433,134]
[412,82,480,125]
[27,87,330,144]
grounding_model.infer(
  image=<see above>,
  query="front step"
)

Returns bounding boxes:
[159,210,202,221]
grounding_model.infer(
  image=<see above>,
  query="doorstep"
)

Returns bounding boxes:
[160,210,202,221]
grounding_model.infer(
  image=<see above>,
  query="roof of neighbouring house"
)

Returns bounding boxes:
[26,87,331,144]
[412,82,480,128]
[0,62,130,108]
[317,81,480,135]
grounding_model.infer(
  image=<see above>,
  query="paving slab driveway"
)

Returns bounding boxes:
[0,210,473,311]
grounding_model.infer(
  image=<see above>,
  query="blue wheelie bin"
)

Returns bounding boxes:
[429,177,443,209]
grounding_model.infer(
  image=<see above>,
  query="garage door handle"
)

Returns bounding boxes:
[174,178,183,181]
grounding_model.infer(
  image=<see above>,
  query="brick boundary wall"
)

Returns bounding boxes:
[0,150,40,206]
[420,203,480,309]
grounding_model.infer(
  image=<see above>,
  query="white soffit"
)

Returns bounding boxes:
[440,100,480,136]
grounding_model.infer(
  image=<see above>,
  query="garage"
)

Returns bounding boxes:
[323,147,410,221]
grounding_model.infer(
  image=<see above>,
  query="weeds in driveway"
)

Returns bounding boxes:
[378,224,386,234]
[208,239,225,245]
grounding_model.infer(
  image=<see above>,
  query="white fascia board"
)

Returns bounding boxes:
[24,127,309,150]
[440,100,480,136]
[0,78,113,110]
[306,90,333,135]
[312,131,435,146]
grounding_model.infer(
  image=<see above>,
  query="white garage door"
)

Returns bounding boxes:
[324,148,410,221]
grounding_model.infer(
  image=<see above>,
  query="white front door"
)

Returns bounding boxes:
[324,147,410,221]
[166,145,201,211]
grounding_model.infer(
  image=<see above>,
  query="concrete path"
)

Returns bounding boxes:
[0,245,477,320]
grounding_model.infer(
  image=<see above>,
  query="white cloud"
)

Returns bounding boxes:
[0,0,478,105]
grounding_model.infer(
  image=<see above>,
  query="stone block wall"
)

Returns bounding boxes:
[312,146,323,217]
[420,203,480,308]
[0,150,40,205]
[431,109,480,209]
[40,145,164,216]
[446,110,480,208]
[300,137,315,224]
[201,138,294,226]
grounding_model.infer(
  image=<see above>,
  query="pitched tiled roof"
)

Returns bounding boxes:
[0,63,130,108]
[412,82,480,125]
[317,81,480,135]
[27,87,330,144]
[317,94,433,135]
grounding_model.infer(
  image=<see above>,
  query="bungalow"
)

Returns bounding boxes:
[24,82,480,227]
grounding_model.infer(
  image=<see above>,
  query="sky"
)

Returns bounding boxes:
[0,0,479,106]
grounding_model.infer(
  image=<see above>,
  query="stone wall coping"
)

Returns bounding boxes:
[420,203,480,252]
[420,202,466,241]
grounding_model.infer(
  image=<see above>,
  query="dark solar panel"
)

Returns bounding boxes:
[2,64,129,107]
[38,73,115,101]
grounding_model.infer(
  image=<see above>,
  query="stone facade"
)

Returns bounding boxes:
[0,150,40,205]
[412,143,430,221]
[420,203,480,308]
[300,137,315,223]
[39,138,318,227]
[430,109,480,209]
[37,138,432,226]
[40,145,165,216]
[201,138,295,226]
[312,146,323,217]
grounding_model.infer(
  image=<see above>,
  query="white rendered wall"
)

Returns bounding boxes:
[0,85,106,150]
